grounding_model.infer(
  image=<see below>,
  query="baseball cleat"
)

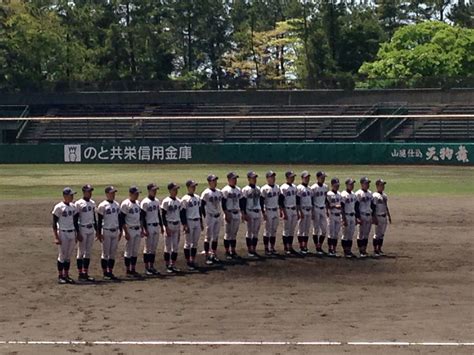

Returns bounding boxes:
[300,249,307,255]
[83,274,95,282]
[64,276,75,284]
[145,269,154,276]
[247,252,257,258]
[150,268,160,275]
[373,252,381,258]
[170,266,181,273]
[187,263,196,271]
[58,277,67,284]
[359,252,368,258]
[271,249,278,255]
[378,250,385,256]
[211,255,221,263]
[126,270,134,278]
[205,258,214,265]
[328,251,338,258]
[166,266,174,273]
[131,271,142,278]
[103,273,112,280]
[285,250,291,256]
[225,253,233,260]
[232,253,241,259]
[265,250,272,256]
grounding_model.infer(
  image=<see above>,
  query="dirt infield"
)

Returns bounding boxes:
[0,196,472,354]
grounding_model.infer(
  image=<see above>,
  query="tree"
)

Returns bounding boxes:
[448,1,474,28]
[358,21,474,87]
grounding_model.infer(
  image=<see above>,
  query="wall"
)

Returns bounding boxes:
[0,143,471,165]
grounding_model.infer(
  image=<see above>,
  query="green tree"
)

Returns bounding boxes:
[358,21,474,87]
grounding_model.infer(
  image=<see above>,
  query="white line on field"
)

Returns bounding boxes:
[0,340,473,346]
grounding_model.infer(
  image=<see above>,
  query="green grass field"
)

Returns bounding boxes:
[1,164,473,200]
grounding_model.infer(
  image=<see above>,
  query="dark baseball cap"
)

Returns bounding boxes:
[167,182,180,190]
[331,178,340,185]
[147,183,159,191]
[247,171,258,178]
[129,186,141,194]
[227,172,239,179]
[376,179,386,186]
[186,179,198,187]
[345,178,355,185]
[105,186,117,193]
[207,174,218,182]
[316,171,327,178]
[360,177,371,184]
[62,187,76,196]
[82,184,94,192]
[265,170,276,178]
[285,170,296,178]
[301,170,310,178]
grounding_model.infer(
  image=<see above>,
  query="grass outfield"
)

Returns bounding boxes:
[1,164,473,199]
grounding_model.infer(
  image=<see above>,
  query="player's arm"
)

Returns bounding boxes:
[157,206,164,232]
[355,200,361,221]
[239,196,247,221]
[93,208,98,232]
[341,200,347,226]
[278,193,286,219]
[386,201,392,224]
[198,200,204,230]
[140,209,148,237]
[119,211,129,239]
[325,196,330,217]
[296,194,302,219]
[52,213,61,244]
[180,205,188,231]
[161,208,168,227]
[200,200,207,218]
[259,196,266,219]
[73,213,82,241]
[371,200,378,225]
[96,212,104,242]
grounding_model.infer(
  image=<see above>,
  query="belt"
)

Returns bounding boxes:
[377,214,386,217]
[332,213,341,217]
[147,223,159,226]
[316,206,325,210]
[188,218,200,221]
[168,221,179,225]
[230,210,240,214]
[128,226,140,230]
[363,213,371,216]
[81,224,93,228]
[266,208,278,212]
[210,213,220,218]
[345,213,355,216]
[104,228,118,232]
[247,209,260,213]
[302,207,312,211]
[285,206,296,210]
[60,229,75,233]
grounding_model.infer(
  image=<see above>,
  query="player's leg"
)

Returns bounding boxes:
[76,227,86,278]
[129,230,141,276]
[150,227,159,273]
[57,231,67,283]
[190,221,200,268]
[170,226,180,272]
[81,231,95,280]
[210,216,221,261]
[263,216,271,255]
[297,216,305,253]
[108,231,119,279]
[164,232,172,272]
[63,232,76,283]
[184,226,192,269]
[252,216,261,255]
[318,210,328,255]
[269,214,278,254]
[204,215,212,262]
[373,216,387,256]
[289,212,298,254]
[230,216,240,258]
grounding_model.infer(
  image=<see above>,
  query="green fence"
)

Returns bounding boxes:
[0,143,472,165]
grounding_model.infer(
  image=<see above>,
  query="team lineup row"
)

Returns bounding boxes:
[52,170,392,284]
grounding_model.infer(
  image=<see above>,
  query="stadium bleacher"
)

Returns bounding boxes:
[16,103,474,143]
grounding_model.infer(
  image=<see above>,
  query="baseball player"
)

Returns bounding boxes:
[260,171,280,255]
[140,183,164,276]
[52,187,80,284]
[355,177,373,258]
[96,186,121,281]
[311,171,329,255]
[326,178,342,257]
[161,183,182,273]
[180,180,203,271]
[279,171,298,255]
[371,179,392,257]
[296,171,313,254]
[200,174,223,264]
[75,184,97,282]
[221,172,242,260]
[240,171,262,258]
[340,178,356,258]
[119,186,144,277]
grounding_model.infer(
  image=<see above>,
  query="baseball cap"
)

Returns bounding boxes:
[301,170,310,178]
[82,184,94,192]
[167,182,180,190]
[147,183,159,191]
[376,179,386,186]
[227,172,239,179]
[316,171,327,178]
[345,178,355,185]
[265,170,276,178]
[129,186,141,194]
[331,178,340,185]
[360,177,371,184]
[207,174,218,182]
[285,170,296,178]
[105,186,118,193]
[62,187,76,196]
[186,179,198,187]
[247,171,258,178]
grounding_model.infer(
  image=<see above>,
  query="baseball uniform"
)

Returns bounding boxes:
[355,185,373,257]
[260,182,280,254]
[311,182,328,254]
[326,189,342,256]
[279,182,298,254]
[201,185,223,262]
[52,191,79,283]
[296,182,313,253]
[341,186,356,257]
[75,196,97,280]
[140,194,163,274]
[161,195,181,270]
[180,187,202,268]
[241,182,262,256]
[97,195,121,279]
[221,182,242,258]
[120,197,142,275]
[372,187,389,256]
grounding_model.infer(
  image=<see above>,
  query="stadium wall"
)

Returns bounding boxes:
[1,88,472,106]
[0,143,471,165]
